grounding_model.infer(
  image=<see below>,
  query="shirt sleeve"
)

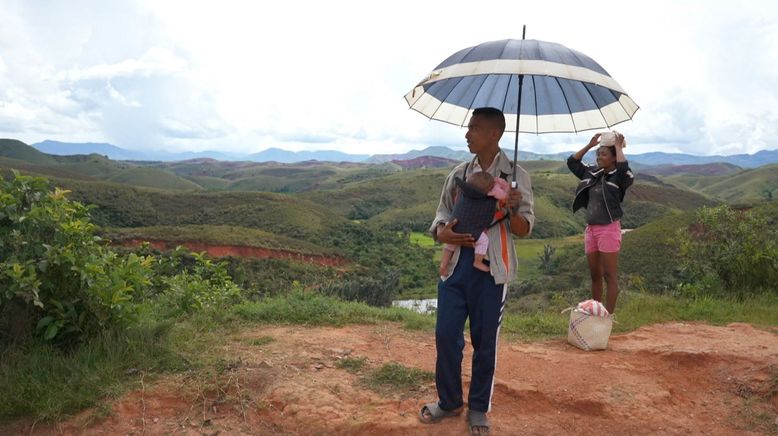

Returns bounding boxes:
[566,154,589,180]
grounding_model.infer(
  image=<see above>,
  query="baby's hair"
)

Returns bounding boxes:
[468,171,495,195]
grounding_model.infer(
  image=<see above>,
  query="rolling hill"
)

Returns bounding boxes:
[641,162,742,177]
[696,164,778,203]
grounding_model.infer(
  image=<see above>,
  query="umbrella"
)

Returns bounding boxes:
[404,28,639,183]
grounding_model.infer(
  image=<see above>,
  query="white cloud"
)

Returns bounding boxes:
[0,0,776,156]
[58,47,188,82]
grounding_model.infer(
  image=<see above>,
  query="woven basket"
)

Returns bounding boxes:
[566,308,613,351]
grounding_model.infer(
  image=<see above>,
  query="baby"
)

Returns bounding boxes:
[440,171,510,275]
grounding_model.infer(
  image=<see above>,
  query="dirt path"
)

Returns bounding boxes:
[5,322,778,435]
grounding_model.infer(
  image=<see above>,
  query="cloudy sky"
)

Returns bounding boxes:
[1,0,777,156]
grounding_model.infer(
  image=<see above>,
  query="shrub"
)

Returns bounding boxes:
[0,173,152,344]
[677,205,778,297]
[153,251,242,316]
[318,270,400,307]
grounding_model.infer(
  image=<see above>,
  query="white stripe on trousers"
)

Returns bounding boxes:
[487,283,508,413]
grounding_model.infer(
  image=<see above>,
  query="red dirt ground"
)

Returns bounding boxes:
[4,322,777,435]
[118,239,347,267]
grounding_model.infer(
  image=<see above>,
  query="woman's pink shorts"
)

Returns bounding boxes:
[584,220,622,254]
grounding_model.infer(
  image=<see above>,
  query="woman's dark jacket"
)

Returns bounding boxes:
[567,155,634,223]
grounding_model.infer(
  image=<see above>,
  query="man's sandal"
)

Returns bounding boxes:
[467,410,490,435]
[418,402,463,424]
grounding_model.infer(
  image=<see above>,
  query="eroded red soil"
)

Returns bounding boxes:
[4,322,778,435]
[118,239,346,267]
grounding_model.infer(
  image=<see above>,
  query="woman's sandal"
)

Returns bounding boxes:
[467,410,490,435]
[418,402,463,424]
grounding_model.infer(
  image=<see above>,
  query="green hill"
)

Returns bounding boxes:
[698,164,778,203]
[51,153,134,178]
[104,167,204,191]
[0,139,57,165]
[643,162,743,177]
[57,179,341,239]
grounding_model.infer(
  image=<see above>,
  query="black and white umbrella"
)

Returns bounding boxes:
[405,31,638,181]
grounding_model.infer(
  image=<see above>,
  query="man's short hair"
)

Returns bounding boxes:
[472,107,506,133]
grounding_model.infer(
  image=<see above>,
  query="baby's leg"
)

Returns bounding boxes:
[439,244,455,276]
[473,233,490,272]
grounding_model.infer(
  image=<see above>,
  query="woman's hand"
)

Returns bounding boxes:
[615,132,626,149]
[587,133,602,149]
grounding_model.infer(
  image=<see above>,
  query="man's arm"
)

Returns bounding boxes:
[436,220,475,246]
[429,166,475,246]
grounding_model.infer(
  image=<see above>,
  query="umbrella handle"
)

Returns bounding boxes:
[511,181,517,189]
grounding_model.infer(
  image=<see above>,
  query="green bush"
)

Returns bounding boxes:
[128,245,243,316]
[318,270,400,307]
[677,205,778,297]
[0,173,152,344]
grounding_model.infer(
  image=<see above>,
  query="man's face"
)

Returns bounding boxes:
[465,115,498,154]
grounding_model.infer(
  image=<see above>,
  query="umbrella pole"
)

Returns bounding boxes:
[512,24,527,189]
[512,74,523,188]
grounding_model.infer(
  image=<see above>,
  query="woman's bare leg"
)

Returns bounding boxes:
[600,251,620,314]
[586,252,604,303]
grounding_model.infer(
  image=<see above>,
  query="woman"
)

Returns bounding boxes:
[567,132,634,314]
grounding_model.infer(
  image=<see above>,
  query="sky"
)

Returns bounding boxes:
[1,0,777,157]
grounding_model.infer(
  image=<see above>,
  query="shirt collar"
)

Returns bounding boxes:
[468,150,513,177]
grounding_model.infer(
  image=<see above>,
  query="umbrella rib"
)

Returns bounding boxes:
[461,76,489,127]
[428,77,466,122]
[582,83,610,129]
[531,75,539,134]
[553,76,579,133]
[499,74,513,121]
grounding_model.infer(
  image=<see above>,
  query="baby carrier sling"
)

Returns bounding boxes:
[451,161,513,239]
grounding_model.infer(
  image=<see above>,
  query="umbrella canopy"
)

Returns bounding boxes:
[404,38,639,134]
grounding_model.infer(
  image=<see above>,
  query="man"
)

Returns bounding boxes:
[419,107,534,435]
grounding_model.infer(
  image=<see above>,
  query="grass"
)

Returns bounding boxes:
[0,321,184,422]
[360,362,433,395]
[409,231,435,248]
[232,290,436,331]
[515,235,583,281]
[244,336,275,347]
[3,289,777,423]
[336,356,368,373]
[502,291,778,340]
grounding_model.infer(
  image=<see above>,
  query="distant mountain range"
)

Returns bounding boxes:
[246,147,369,163]
[24,139,778,168]
[31,140,246,162]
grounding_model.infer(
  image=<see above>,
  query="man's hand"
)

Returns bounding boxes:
[436,219,475,247]
[508,187,523,212]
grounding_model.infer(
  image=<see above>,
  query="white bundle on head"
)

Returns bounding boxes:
[600,131,626,148]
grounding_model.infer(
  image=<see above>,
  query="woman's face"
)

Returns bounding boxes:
[596,146,616,169]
